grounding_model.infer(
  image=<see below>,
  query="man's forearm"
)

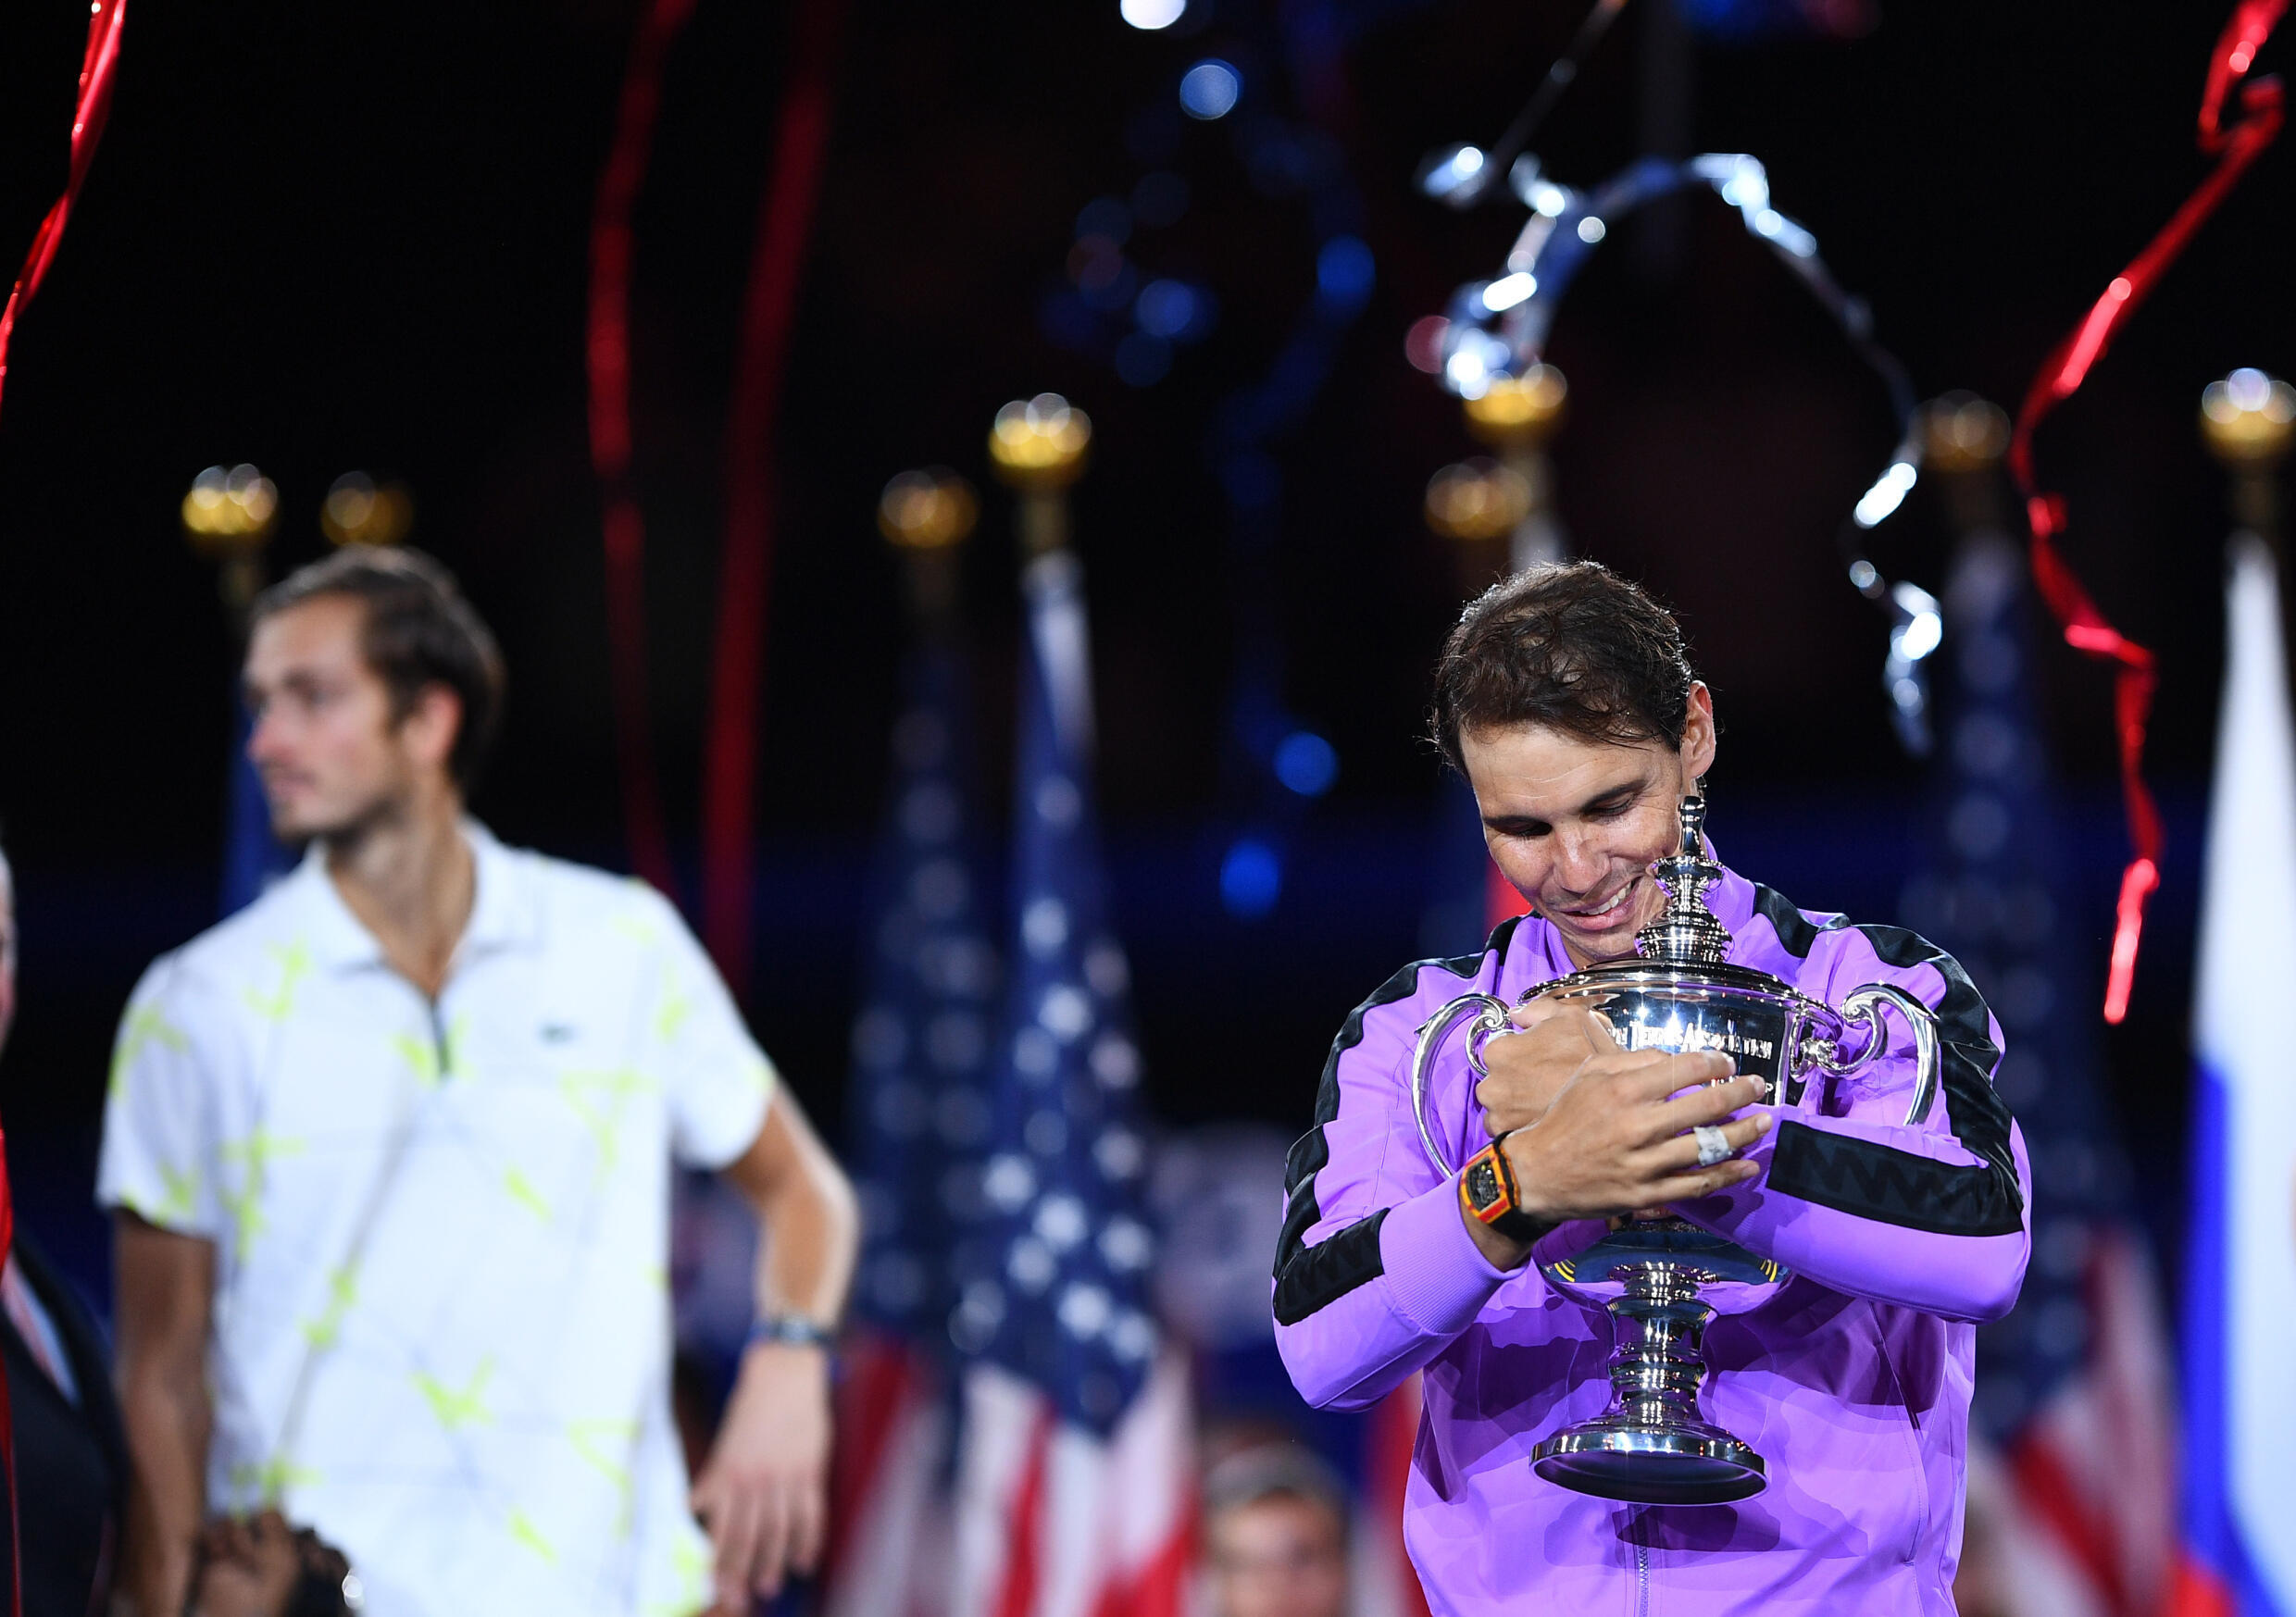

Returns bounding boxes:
[750,1145,857,1327]
[119,1366,209,1617]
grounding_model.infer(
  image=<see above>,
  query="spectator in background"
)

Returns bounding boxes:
[0,839,131,1615]
[1202,1446,1350,1617]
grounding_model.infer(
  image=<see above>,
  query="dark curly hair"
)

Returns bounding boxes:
[251,546,505,790]
[1429,560,1698,774]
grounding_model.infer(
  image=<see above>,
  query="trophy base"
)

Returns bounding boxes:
[1529,1258,1769,1506]
[1531,1417,1766,1505]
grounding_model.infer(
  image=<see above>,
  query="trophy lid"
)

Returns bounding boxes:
[1635,794,1732,967]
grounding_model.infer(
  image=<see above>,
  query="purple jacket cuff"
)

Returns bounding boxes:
[1379,1176,1512,1337]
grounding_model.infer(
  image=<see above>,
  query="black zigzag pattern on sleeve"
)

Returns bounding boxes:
[1270,916,1521,1326]
[1751,884,1847,959]
[1766,918,2025,1238]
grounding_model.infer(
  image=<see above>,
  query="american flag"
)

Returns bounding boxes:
[1899,529,2176,1617]
[828,638,1004,1617]
[946,548,1193,1617]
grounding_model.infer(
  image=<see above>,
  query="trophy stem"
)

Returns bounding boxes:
[1607,1265,1716,1423]
[1529,1259,1767,1505]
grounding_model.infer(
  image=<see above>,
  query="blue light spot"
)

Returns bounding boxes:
[1075,196,1131,247]
[1273,731,1338,797]
[1115,331,1171,386]
[1179,60,1242,120]
[1316,235,1375,314]
[1219,839,1282,917]
[1134,280,1199,339]
[1078,257,1138,312]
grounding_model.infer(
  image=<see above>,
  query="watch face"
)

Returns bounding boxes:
[1465,1155,1508,1220]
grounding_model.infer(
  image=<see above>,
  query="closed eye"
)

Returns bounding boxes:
[1482,815,1551,840]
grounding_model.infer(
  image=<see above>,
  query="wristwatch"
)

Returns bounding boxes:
[746,1313,837,1351]
[1460,1137,1556,1245]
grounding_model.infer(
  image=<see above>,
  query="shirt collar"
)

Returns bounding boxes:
[294,819,538,975]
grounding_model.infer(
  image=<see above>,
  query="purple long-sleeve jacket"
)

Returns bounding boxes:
[1273,859,2031,1615]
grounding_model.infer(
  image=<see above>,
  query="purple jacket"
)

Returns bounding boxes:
[1273,860,2031,1615]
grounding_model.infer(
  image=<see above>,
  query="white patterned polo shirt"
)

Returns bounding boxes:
[99,823,775,1617]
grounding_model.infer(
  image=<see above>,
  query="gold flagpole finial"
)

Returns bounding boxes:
[990,393,1092,557]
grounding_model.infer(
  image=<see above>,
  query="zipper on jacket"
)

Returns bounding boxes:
[430,1001,451,1080]
[1633,1510,1651,1617]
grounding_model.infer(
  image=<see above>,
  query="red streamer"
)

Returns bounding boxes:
[0,12,126,1586]
[586,0,696,899]
[0,0,128,424]
[698,0,848,991]
[2007,1,2284,1024]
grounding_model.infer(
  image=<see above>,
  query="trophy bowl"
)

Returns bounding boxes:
[1408,794,1940,1505]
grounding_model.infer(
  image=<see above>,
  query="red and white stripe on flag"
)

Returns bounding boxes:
[1958,1230,2177,1617]
[952,1353,1196,1617]
[827,1333,956,1617]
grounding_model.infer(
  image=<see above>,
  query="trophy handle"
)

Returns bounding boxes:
[1817,983,1941,1127]
[1409,993,1514,1177]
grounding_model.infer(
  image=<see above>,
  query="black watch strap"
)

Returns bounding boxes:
[1460,1138,1556,1245]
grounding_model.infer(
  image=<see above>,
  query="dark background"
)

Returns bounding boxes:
[0,0,2286,1296]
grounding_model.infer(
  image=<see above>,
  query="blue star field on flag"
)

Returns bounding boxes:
[951,549,1160,1434]
[1899,531,2140,1440]
[847,641,1005,1346]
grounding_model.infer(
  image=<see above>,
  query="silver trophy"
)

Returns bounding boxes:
[1408,794,1940,1504]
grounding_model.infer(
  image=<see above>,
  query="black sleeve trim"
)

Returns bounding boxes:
[1751,883,1847,959]
[1270,916,1521,1325]
[1273,1210,1390,1326]
[1766,921,2025,1238]
[1767,1121,2022,1236]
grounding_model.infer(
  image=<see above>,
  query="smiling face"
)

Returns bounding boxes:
[1460,683,1716,968]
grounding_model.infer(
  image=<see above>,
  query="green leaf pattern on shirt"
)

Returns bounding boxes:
[243,939,312,1023]
[504,1166,552,1224]
[391,1012,468,1089]
[218,1127,305,1260]
[412,1357,495,1433]
[301,1263,359,1350]
[227,1455,319,1507]
[560,1068,656,1180]
[507,1507,556,1564]
[109,1001,188,1102]
[568,1417,640,1536]
[648,1535,713,1617]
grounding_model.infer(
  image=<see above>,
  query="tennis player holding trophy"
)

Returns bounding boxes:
[1274,562,2029,1613]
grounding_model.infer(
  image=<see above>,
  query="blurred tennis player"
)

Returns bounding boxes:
[104,547,857,1617]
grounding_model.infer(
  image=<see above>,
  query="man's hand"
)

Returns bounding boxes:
[1477,1004,1619,1138]
[1511,1049,1770,1221]
[188,1511,302,1617]
[1458,1044,1772,1268]
[691,1340,832,1613]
